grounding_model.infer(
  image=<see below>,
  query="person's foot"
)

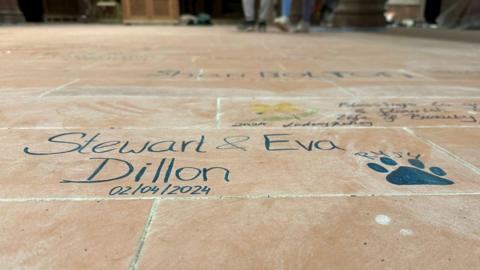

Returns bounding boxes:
[238,21,255,32]
[424,23,438,29]
[257,21,267,32]
[274,16,290,32]
[293,22,310,33]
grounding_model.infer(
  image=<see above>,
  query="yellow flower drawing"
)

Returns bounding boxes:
[250,103,300,115]
[249,102,317,121]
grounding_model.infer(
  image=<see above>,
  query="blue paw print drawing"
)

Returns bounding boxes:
[367,157,454,185]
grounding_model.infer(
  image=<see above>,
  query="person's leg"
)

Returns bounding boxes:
[282,0,293,17]
[239,0,255,31]
[321,0,337,25]
[275,0,292,31]
[258,0,272,22]
[293,0,314,32]
[425,0,444,24]
[257,0,272,31]
[242,0,255,22]
[302,0,314,23]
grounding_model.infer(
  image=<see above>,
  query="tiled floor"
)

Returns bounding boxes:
[0,25,479,269]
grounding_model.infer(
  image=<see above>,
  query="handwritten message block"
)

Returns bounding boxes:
[222,99,479,128]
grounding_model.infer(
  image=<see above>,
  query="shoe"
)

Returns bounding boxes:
[257,21,267,32]
[238,21,255,32]
[293,22,310,33]
[274,16,290,32]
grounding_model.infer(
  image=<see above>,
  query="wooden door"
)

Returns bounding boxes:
[123,0,179,23]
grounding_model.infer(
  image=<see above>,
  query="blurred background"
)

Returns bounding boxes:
[1,0,479,30]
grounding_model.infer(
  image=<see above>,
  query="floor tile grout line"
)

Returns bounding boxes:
[276,62,287,71]
[402,127,480,175]
[38,79,80,98]
[225,96,480,99]
[202,192,480,199]
[398,69,435,81]
[325,80,355,97]
[216,97,221,128]
[1,126,479,130]
[27,95,480,99]
[317,78,356,97]
[128,198,161,270]
[1,192,480,203]
[79,62,100,71]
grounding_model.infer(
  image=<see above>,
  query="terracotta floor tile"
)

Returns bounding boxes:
[412,127,480,168]
[220,97,479,128]
[0,97,216,128]
[138,196,480,270]
[0,200,153,269]
[0,128,478,198]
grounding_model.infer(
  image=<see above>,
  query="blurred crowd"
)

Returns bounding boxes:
[237,0,480,32]
[238,0,338,33]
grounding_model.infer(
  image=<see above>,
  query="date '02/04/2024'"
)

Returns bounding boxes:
[108,183,211,196]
